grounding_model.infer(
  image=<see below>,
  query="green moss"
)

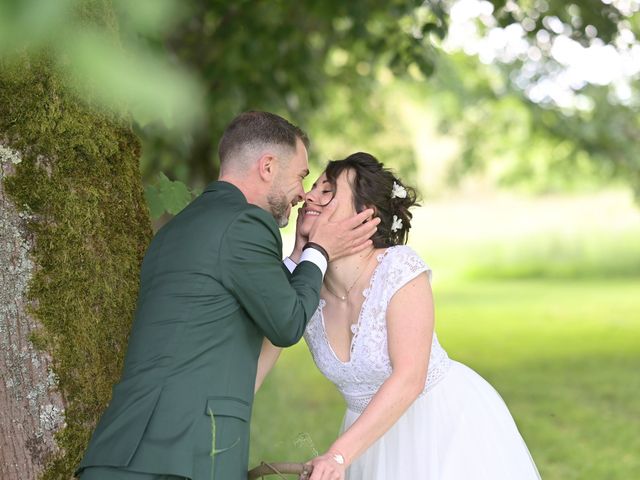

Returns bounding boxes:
[1,43,152,480]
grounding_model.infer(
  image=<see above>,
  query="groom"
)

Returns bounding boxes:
[76,111,379,480]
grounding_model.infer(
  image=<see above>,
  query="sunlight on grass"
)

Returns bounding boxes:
[411,190,640,279]
[251,279,640,479]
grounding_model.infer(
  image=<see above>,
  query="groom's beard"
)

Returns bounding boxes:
[267,186,290,228]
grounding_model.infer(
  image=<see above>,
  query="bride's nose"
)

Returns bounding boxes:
[304,189,318,204]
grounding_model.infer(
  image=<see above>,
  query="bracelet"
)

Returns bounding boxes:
[328,448,346,466]
[303,242,330,263]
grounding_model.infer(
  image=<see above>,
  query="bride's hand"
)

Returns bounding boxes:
[306,450,346,480]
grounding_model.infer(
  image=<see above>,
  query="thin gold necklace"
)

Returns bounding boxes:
[324,249,375,301]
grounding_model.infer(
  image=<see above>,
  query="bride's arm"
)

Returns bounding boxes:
[254,337,283,393]
[255,222,304,394]
[308,272,434,479]
[255,213,306,394]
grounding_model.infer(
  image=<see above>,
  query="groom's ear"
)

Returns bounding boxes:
[257,154,276,182]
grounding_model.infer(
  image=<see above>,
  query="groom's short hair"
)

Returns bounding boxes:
[218,111,309,173]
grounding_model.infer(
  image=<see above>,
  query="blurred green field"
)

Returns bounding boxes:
[408,190,640,282]
[250,279,640,479]
[251,191,640,479]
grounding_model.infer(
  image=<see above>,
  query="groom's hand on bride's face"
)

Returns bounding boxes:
[308,199,380,261]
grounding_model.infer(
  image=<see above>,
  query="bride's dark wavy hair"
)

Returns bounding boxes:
[324,152,419,248]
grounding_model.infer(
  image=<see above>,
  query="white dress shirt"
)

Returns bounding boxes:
[283,248,327,276]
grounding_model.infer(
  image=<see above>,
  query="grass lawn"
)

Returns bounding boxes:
[249,278,640,479]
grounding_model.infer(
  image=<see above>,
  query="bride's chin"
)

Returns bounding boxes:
[298,217,316,235]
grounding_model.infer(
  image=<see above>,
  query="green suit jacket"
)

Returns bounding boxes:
[77,181,322,480]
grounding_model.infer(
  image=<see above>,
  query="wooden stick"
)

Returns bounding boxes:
[247,461,314,479]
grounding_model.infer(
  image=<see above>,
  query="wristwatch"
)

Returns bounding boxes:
[332,453,345,465]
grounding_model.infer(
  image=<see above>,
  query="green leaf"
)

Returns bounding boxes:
[144,173,195,219]
[156,173,192,215]
[143,183,165,219]
[62,30,205,131]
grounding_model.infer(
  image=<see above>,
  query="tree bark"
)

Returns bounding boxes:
[0,145,66,479]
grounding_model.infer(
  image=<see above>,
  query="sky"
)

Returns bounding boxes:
[444,0,640,108]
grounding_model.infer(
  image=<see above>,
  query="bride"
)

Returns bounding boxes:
[255,152,541,480]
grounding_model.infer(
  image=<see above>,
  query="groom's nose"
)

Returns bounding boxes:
[296,183,305,201]
[292,187,304,205]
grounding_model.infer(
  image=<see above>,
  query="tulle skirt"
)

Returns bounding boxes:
[340,361,542,479]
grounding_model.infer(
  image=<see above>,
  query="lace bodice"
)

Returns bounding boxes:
[303,245,452,413]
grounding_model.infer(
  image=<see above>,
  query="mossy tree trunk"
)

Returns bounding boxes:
[0,144,67,479]
[0,23,153,480]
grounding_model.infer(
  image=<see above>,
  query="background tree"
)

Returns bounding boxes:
[430,0,640,198]
[140,0,639,217]
[139,0,448,184]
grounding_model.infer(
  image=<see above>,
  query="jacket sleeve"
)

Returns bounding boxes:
[219,208,323,347]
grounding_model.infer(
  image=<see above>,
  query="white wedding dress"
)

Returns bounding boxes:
[303,245,541,479]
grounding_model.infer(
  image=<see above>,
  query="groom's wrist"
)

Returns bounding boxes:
[283,256,297,274]
[300,244,328,277]
[303,242,329,263]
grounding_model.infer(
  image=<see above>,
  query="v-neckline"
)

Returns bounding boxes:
[318,246,396,365]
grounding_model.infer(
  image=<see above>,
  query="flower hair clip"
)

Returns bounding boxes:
[391,181,407,199]
[391,215,403,232]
